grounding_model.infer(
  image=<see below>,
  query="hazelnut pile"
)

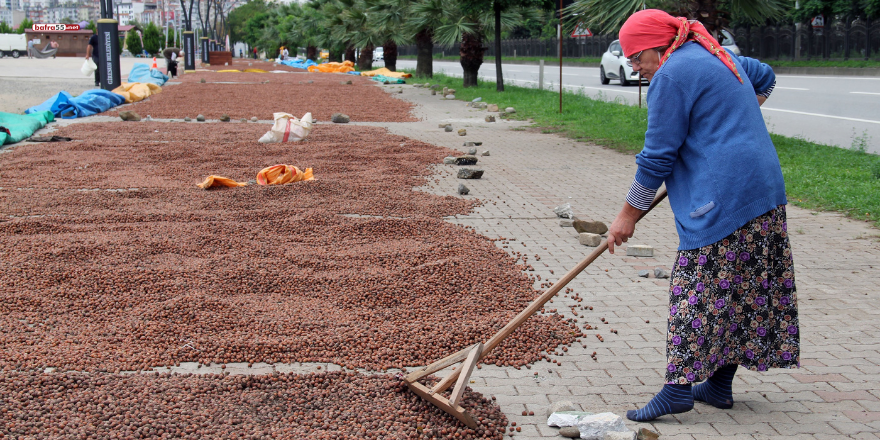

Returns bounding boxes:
[106,75,416,122]
[0,370,509,439]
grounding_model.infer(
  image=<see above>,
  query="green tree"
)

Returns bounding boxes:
[563,0,789,35]
[367,0,413,71]
[792,0,880,21]
[86,21,97,33]
[126,29,143,56]
[407,0,452,78]
[143,22,162,56]
[17,18,34,34]
[0,21,13,33]
[227,0,267,46]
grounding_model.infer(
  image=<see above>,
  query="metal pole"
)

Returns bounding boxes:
[539,59,544,90]
[558,0,562,113]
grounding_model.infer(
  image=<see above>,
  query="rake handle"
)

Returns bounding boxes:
[432,189,668,393]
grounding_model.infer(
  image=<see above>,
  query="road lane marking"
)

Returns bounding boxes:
[850,92,880,96]
[775,87,809,90]
[761,107,880,125]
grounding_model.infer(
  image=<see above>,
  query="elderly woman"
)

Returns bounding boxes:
[606,9,800,422]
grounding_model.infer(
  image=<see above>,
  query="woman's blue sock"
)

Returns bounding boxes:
[693,364,737,409]
[626,384,694,421]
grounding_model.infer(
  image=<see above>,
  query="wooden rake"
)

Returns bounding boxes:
[404,190,668,428]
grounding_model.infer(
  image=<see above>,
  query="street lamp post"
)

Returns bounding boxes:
[97,0,121,90]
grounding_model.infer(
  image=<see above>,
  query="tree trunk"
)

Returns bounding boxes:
[460,32,484,88]
[383,39,398,71]
[329,48,342,62]
[357,43,374,71]
[306,45,317,61]
[415,29,433,78]
[344,45,356,63]
[494,1,503,92]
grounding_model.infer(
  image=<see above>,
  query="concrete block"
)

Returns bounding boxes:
[626,245,654,257]
[579,233,602,247]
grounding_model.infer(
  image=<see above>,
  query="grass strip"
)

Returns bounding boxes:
[407,71,880,229]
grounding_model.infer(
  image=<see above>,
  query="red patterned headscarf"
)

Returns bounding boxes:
[619,9,742,83]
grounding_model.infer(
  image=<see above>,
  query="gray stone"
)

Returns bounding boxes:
[444,126,453,132]
[560,427,581,438]
[458,128,466,136]
[636,428,659,440]
[196,114,206,122]
[344,80,353,85]
[485,115,496,122]
[443,156,456,165]
[184,117,191,122]
[398,89,403,94]
[579,233,602,247]
[553,203,574,219]
[472,97,482,102]
[654,267,670,279]
[638,270,650,278]
[442,87,448,95]
[447,89,456,95]
[118,111,141,121]
[331,113,350,123]
[604,431,636,440]
[220,114,230,122]
[463,142,483,146]
[467,147,477,155]
[312,118,318,123]
[458,183,469,195]
[251,117,258,122]
[479,102,488,109]
[573,220,608,235]
[431,90,437,95]
[457,168,483,179]
[626,245,654,257]
[454,156,478,166]
[308,80,314,84]
[481,150,489,156]
[505,107,516,113]
[499,112,508,118]
[431,84,442,89]
[200,78,206,83]
[439,123,451,128]
[445,94,456,99]
[576,413,627,440]
[240,118,247,122]
[560,219,575,227]
[144,115,152,121]
[487,104,499,112]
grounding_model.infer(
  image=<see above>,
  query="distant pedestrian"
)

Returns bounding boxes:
[27,38,35,58]
[252,47,257,59]
[85,32,100,87]
[239,48,243,58]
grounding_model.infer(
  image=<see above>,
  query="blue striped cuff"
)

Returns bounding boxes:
[758,80,776,98]
[626,179,657,211]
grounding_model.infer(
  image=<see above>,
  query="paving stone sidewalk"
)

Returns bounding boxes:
[359,84,880,439]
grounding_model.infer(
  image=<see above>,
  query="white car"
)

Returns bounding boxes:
[599,39,645,86]
[600,32,741,86]
[373,47,384,62]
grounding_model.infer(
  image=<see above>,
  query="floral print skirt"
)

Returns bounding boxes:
[665,205,800,384]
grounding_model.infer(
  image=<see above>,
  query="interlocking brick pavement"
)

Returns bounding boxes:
[354,83,880,439]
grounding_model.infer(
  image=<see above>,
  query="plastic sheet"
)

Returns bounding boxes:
[111,82,162,104]
[307,61,355,73]
[0,111,55,145]
[279,59,318,70]
[360,67,412,78]
[25,89,126,119]
[369,75,406,84]
[258,112,313,143]
[127,63,169,86]
[197,175,248,189]
[256,164,314,185]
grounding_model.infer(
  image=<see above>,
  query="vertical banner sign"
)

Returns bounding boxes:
[200,37,209,63]
[183,31,195,71]
[97,18,121,91]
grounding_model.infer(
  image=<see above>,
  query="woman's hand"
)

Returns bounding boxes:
[607,203,643,254]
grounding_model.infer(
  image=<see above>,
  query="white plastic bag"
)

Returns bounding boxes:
[258,112,313,143]
[81,58,97,76]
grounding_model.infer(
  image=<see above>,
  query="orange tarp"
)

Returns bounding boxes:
[197,164,314,189]
[360,67,412,78]
[307,60,356,73]
[256,164,314,185]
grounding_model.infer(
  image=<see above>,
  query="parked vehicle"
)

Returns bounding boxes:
[719,29,741,56]
[599,39,646,86]
[0,33,27,58]
[373,46,383,62]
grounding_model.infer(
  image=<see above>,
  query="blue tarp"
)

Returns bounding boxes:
[25,89,126,119]
[127,63,169,86]
[279,58,318,70]
[0,111,55,145]
[346,71,361,75]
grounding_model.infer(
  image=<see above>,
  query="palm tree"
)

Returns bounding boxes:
[367,0,412,71]
[562,0,789,35]
[407,0,451,78]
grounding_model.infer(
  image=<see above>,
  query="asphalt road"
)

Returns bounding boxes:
[397,59,880,155]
